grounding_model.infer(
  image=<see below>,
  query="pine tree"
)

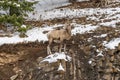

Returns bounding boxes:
[0,0,37,29]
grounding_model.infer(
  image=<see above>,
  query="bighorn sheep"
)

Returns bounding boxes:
[47,23,72,55]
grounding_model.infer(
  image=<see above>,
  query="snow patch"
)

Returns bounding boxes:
[88,60,92,64]
[0,27,48,46]
[94,34,107,38]
[41,52,71,63]
[58,63,65,71]
[38,7,120,21]
[104,38,120,49]
[72,24,98,35]
[21,25,27,28]
[100,20,120,27]
[97,52,104,57]
[0,23,99,46]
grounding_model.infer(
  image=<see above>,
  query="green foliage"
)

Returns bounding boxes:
[17,25,31,38]
[0,14,24,26]
[0,0,37,15]
[17,25,30,33]
[0,0,37,32]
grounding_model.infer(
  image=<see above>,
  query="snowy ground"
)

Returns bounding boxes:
[27,0,120,20]
[0,0,120,50]
[27,0,90,20]
[1,7,120,50]
[41,52,71,63]
[0,1,120,79]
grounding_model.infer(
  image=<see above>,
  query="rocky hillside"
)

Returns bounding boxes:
[0,1,120,80]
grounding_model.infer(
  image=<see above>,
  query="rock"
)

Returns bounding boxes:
[116,22,120,26]
[10,74,18,80]
[37,57,43,62]
[106,62,113,68]
[83,46,91,55]
[57,70,65,74]
[110,55,114,62]
[105,68,113,73]
[98,68,104,73]
[91,61,96,67]
[57,63,65,74]
[72,40,75,44]
[52,46,59,52]
[43,63,55,72]
[13,67,22,74]
[118,43,120,50]
[92,21,97,25]
[86,20,91,24]
[107,50,115,56]
[58,59,66,72]
[97,60,103,67]
[103,73,111,80]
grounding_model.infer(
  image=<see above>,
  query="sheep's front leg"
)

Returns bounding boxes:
[47,45,52,55]
[47,39,52,55]
[63,44,66,53]
[59,41,63,53]
[63,40,67,53]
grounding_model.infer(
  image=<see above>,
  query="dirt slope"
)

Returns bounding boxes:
[0,1,120,80]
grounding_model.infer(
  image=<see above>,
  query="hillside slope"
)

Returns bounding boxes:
[0,1,120,80]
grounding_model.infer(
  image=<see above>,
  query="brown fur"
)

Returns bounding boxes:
[47,24,72,55]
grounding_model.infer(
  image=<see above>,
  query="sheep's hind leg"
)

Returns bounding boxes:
[47,45,50,55]
[47,38,53,55]
[59,42,63,53]
[63,40,67,54]
[47,45,52,55]
[64,44,66,53]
